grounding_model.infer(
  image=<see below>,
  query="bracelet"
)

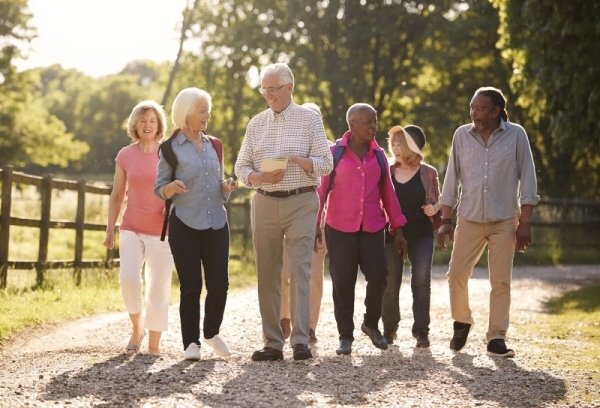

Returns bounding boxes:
[441,218,452,225]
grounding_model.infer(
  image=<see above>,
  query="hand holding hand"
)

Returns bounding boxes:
[422,204,437,217]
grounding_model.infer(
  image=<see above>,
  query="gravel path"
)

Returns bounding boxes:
[1,265,599,407]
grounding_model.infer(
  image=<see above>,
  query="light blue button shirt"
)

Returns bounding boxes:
[154,131,229,230]
[440,120,540,222]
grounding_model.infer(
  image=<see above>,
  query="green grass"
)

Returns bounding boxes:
[0,258,256,347]
[519,284,600,373]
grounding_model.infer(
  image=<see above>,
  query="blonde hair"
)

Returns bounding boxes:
[127,100,167,142]
[387,126,423,167]
[171,87,212,129]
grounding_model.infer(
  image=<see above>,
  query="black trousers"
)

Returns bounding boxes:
[325,225,387,341]
[168,214,229,349]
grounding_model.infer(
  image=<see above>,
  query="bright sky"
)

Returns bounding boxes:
[16,0,188,77]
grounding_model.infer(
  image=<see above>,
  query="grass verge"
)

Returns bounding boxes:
[0,258,256,347]
[517,284,600,403]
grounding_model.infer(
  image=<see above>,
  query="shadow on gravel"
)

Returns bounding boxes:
[42,353,216,406]
[194,350,448,406]
[450,352,566,407]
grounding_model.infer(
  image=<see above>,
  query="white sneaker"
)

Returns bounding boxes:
[184,342,201,361]
[204,334,231,357]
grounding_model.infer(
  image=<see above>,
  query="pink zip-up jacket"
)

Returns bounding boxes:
[317,130,407,233]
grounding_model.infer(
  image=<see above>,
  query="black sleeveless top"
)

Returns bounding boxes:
[389,171,433,242]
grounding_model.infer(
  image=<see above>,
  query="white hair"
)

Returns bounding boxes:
[259,63,294,86]
[171,87,212,129]
[346,103,376,127]
[301,102,322,116]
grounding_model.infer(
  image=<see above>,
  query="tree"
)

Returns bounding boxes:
[494,0,600,199]
[0,1,88,169]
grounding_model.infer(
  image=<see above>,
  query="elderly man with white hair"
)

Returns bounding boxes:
[235,63,333,361]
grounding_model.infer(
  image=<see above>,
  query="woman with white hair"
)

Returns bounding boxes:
[154,87,238,360]
[104,100,174,356]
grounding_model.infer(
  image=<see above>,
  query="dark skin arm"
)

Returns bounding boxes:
[516,205,533,252]
[437,205,454,250]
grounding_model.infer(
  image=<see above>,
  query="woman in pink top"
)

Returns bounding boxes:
[316,103,408,356]
[104,100,174,355]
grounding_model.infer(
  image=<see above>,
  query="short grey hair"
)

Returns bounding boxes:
[259,63,294,86]
[127,100,167,142]
[171,87,212,129]
[301,102,322,116]
[346,103,376,127]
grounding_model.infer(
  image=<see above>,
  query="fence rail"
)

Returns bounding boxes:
[0,165,251,289]
[2,165,599,289]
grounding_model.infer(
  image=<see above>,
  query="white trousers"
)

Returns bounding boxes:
[119,230,174,332]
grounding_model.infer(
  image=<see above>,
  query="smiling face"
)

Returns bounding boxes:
[135,109,159,141]
[186,99,212,134]
[470,93,500,133]
[349,108,378,144]
[260,72,293,113]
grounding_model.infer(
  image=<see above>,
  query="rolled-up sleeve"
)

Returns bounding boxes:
[439,134,460,209]
[154,149,172,200]
[308,115,333,177]
[516,128,540,206]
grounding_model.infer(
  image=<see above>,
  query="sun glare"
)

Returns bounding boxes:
[17,0,187,77]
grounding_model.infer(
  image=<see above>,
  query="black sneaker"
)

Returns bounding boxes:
[486,339,515,358]
[415,332,430,348]
[450,321,471,351]
[383,329,397,345]
[336,339,353,355]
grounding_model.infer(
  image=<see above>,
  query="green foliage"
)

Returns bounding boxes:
[494,0,600,199]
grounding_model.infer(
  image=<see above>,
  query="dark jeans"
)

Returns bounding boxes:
[168,214,229,349]
[382,235,433,335]
[326,225,386,341]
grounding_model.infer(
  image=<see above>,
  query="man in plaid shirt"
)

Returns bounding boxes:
[235,62,333,361]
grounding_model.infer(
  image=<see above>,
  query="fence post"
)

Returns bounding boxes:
[36,174,53,287]
[0,166,13,289]
[74,179,86,286]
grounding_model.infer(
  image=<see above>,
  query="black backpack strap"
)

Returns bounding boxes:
[374,148,388,189]
[159,129,180,241]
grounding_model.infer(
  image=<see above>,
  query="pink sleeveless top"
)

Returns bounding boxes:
[115,144,164,235]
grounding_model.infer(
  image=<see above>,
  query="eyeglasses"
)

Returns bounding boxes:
[258,84,289,95]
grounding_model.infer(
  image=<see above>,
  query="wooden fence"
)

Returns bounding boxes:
[2,165,599,289]
[0,166,251,289]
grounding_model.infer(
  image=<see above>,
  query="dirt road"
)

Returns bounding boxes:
[1,265,599,407]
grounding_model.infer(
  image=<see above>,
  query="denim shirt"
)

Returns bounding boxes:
[154,131,229,230]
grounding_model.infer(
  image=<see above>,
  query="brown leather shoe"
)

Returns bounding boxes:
[384,329,397,345]
[280,318,291,339]
[251,347,284,361]
[292,344,312,360]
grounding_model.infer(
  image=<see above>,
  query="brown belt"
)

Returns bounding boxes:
[256,186,315,198]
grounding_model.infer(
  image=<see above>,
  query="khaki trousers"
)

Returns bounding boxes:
[280,228,326,331]
[251,191,318,350]
[447,216,517,341]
